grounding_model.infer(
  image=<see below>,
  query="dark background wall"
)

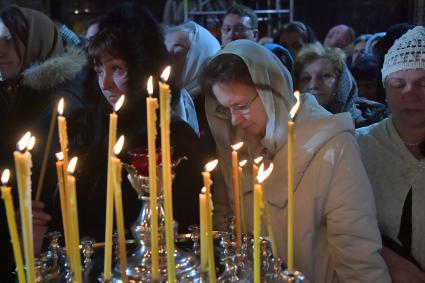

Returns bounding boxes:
[0,0,415,39]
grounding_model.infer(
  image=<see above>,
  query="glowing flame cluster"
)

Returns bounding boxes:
[239,159,247,167]
[289,91,301,120]
[113,135,125,155]
[205,159,218,172]
[257,162,274,184]
[67,157,78,174]
[147,76,154,96]
[17,131,35,152]
[114,95,125,112]
[160,66,171,82]
[231,142,244,151]
[1,169,10,185]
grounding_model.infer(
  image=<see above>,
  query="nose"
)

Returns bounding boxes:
[231,111,244,126]
[98,71,114,92]
[307,77,320,91]
[401,84,420,101]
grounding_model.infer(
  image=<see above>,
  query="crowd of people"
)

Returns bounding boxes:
[0,2,424,282]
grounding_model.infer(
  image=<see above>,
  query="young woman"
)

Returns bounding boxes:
[356,26,425,282]
[201,39,390,282]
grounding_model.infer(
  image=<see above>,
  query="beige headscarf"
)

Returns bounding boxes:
[206,39,294,160]
[13,6,63,70]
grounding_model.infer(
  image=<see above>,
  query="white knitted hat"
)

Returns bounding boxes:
[381,26,425,85]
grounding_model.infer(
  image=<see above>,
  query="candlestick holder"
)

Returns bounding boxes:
[110,160,201,282]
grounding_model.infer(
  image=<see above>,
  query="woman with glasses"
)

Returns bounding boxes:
[200,39,390,282]
[293,43,387,127]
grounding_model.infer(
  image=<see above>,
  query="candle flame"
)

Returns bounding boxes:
[147,76,153,95]
[289,91,301,120]
[231,142,244,151]
[201,187,206,194]
[239,159,247,167]
[55,152,64,161]
[160,66,171,82]
[58,98,64,115]
[257,163,274,183]
[27,136,35,151]
[1,169,10,185]
[67,156,78,174]
[205,159,218,172]
[113,135,125,155]
[254,156,263,164]
[114,95,125,112]
[17,132,31,151]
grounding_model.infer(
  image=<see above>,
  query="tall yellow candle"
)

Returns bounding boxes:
[199,190,208,272]
[1,169,26,283]
[159,66,176,283]
[287,91,301,272]
[238,159,247,233]
[231,142,243,248]
[112,136,128,283]
[55,153,71,258]
[14,132,35,283]
[147,76,160,280]
[104,95,125,280]
[67,157,82,283]
[254,163,274,283]
[57,98,69,174]
[202,160,218,283]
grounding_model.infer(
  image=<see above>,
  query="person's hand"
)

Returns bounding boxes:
[32,201,51,255]
[382,246,425,283]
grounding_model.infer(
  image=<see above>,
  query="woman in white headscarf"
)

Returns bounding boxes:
[201,39,390,283]
[356,26,425,282]
[166,21,221,136]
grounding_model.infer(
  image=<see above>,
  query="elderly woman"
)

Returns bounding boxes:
[165,21,221,135]
[0,5,87,280]
[356,26,425,282]
[201,39,390,282]
[293,43,387,127]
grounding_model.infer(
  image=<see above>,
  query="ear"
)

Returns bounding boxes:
[253,29,259,41]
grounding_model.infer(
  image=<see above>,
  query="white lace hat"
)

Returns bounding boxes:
[381,26,425,85]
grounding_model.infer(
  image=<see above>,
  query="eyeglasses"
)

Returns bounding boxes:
[221,25,254,35]
[216,94,259,119]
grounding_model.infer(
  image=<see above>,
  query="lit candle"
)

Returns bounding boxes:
[57,98,69,175]
[67,157,82,283]
[147,76,160,280]
[287,91,301,272]
[1,169,26,283]
[55,152,71,258]
[13,132,35,283]
[254,163,274,283]
[112,136,128,283]
[238,159,247,233]
[253,156,263,185]
[104,95,125,281]
[231,142,243,247]
[199,188,208,272]
[159,66,176,283]
[202,160,218,283]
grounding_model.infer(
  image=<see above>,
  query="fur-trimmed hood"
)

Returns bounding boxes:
[21,46,87,92]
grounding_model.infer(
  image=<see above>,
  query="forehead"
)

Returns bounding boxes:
[95,50,126,66]
[387,69,425,80]
[223,13,252,27]
[165,30,190,50]
[212,81,254,105]
[303,58,334,73]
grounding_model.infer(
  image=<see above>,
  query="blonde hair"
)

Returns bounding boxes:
[293,43,346,88]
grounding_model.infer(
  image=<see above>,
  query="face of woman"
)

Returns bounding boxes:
[165,30,190,87]
[212,81,268,136]
[298,58,337,108]
[279,31,304,57]
[0,21,24,81]
[385,69,425,129]
[94,51,128,106]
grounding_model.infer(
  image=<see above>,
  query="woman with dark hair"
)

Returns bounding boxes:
[0,5,87,280]
[200,40,390,282]
[56,3,204,244]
